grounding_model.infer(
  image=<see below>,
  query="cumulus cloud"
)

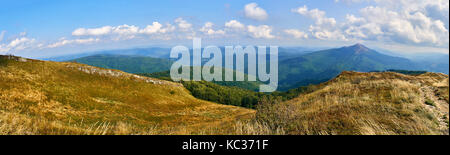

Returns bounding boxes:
[244,3,268,21]
[345,5,449,46]
[346,14,365,24]
[291,1,449,47]
[113,25,139,35]
[284,29,308,39]
[292,5,336,26]
[292,6,345,40]
[175,17,192,31]
[0,35,36,54]
[225,20,245,30]
[47,38,100,48]
[247,25,275,39]
[69,22,178,42]
[140,22,175,34]
[72,23,174,37]
[72,26,113,36]
[200,22,225,35]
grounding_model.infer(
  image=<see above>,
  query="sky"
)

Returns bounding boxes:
[0,0,449,58]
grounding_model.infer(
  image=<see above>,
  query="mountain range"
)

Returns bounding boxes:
[1,55,448,135]
[70,54,173,74]
[62,44,448,91]
[277,44,421,90]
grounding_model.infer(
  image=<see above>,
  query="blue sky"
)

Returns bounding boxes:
[0,0,448,58]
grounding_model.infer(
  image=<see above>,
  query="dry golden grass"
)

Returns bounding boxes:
[253,71,449,135]
[0,56,254,135]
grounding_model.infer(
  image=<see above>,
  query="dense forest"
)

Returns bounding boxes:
[141,72,321,109]
[370,69,427,75]
[142,69,430,109]
[139,67,263,91]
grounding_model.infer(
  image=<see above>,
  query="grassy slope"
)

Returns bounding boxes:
[0,56,254,135]
[264,71,448,135]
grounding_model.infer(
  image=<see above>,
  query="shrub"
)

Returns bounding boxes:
[169,90,176,95]
[424,99,435,106]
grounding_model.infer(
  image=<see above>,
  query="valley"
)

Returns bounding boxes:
[1,44,448,135]
[64,44,449,91]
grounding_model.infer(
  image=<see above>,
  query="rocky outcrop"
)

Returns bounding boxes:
[65,63,181,87]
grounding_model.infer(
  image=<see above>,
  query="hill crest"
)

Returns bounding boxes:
[278,70,449,134]
[0,55,254,135]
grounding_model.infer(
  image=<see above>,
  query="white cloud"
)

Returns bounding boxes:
[72,23,174,37]
[140,22,175,34]
[292,5,336,27]
[292,6,344,40]
[0,36,36,54]
[114,24,139,35]
[284,29,308,39]
[47,38,100,48]
[70,23,176,42]
[140,23,161,34]
[72,26,113,36]
[346,14,365,24]
[309,25,347,40]
[174,17,192,31]
[346,5,449,46]
[244,3,268,21]
[247,25,275,39]
[225,20,245,30]
[291,2,449,47]
[200,22,225,35]
[336,0,449,29]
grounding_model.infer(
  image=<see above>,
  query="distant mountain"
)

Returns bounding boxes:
[70,54,173,74]
[375,49,449,74]
[44,46,312,62]
[70,55,265,91]
[44,47,171,61]
[413,55,449,74]
[60,44,446,92]
[278,44,419,90]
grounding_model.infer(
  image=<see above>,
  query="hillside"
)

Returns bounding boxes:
[140,68,264,91]
[63,44,445,92]
[69,55,264,91]
[44,47,172,61]
[70,54,173,74]
[278,44,418,90]
[2,54,448,135]
[252,71,449,135]
[0,55,254,135]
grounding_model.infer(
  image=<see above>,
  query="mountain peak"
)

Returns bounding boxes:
[346,43,370,54]
[350,43,368,49]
